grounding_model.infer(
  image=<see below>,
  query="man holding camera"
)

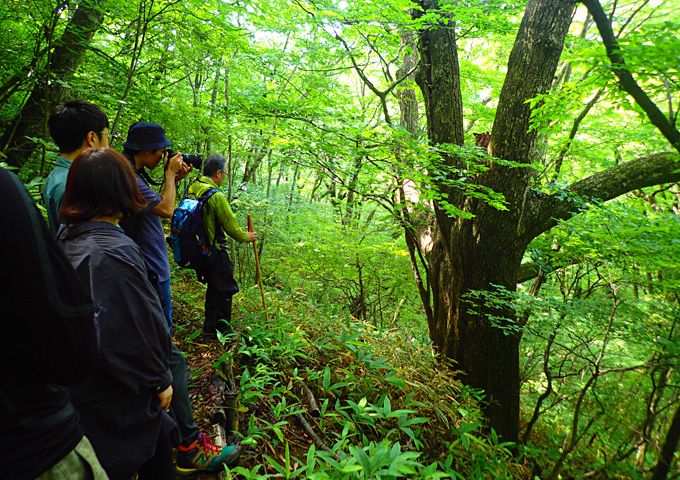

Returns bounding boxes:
[120,122,188,328]
[120,123,242,475]
[188,154,257,338]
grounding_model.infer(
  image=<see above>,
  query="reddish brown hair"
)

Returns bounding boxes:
[60,148,146,223]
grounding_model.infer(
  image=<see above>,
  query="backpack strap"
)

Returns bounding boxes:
[185,179,200,200]
[198,188,219,217]
[185,182,217,202]
[199,188,218,202]
[0,389,75,430]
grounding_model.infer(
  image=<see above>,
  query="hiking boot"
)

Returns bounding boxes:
[201,330,218,342]
[176,433,241,475]
[217,323,236,337]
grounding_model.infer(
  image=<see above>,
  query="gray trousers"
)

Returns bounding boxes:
[37,436,108,480]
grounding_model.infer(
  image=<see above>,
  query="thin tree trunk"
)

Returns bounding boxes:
[223,49,238,200]
[110,0,151,137]
[287,164,300,216]
[308,172,323,203]
[242,137,268,185]
[205,60,222,154]
[265,149,274,199]
[276,162,285,187]
[636,366,673,467]
[394,28,434,333]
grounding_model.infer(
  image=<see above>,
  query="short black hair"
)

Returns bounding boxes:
[203,154,226,177]
[48,100,109,154]
[60,148,146,223]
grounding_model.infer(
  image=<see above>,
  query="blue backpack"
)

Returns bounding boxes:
[167,187,218,271]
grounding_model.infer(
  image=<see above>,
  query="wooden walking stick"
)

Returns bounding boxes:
[248,214,269,322]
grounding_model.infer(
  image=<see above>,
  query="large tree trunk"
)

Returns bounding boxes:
[412,0,680,445]
[413,0,574,442]
[1,0,105,168]
[651,399,680,480]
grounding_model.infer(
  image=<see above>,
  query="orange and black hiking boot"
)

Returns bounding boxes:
[176,432,241,475]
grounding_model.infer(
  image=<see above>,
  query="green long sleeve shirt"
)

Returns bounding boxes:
[187,177,249,248]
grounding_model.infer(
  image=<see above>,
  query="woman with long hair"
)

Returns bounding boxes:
[57,148,177,479]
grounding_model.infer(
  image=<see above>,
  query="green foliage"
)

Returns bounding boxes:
[224,291,524,478]
[237,183,424,330]
[4,0,680,477]
[518,194,680,477]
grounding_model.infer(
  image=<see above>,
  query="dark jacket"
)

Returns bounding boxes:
[58,221,176,480]
[0,168,97,480]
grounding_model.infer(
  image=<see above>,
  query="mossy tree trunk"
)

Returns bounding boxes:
[411,0,680,443]
[1,0,104,168]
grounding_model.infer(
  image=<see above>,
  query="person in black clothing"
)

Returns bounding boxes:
[0,167,108,479]
[57,149,178,480]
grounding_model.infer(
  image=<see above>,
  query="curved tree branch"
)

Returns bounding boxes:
[333,32,418,127]
[580,0,680,152]
[527,152,680,240]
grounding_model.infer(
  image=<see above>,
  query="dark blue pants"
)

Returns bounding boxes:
[159,279,173,333]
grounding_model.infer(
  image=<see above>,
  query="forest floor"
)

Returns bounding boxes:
[170,268,313,478]
[168,265,526,480]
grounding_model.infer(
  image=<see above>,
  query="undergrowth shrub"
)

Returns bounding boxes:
[224,287,527,479]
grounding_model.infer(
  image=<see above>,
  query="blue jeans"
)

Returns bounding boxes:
[159,279,173,333]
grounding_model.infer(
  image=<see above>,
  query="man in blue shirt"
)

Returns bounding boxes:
[119,122,186,328]
[119,122,242,475]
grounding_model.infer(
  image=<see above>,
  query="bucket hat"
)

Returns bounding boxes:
[121,122,173,150]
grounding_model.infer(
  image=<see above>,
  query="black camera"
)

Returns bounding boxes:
[165,149,203,169]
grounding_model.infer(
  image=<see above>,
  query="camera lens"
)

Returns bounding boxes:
[182,154,203,169]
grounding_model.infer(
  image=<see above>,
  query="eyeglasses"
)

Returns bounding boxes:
[100,131,120,145]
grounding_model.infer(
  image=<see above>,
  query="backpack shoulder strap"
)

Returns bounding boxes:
[198,188,219,216]
[199,187,218,202]
[185,180,203,200]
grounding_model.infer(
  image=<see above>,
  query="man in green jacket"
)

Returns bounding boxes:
[188,154,257,337]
